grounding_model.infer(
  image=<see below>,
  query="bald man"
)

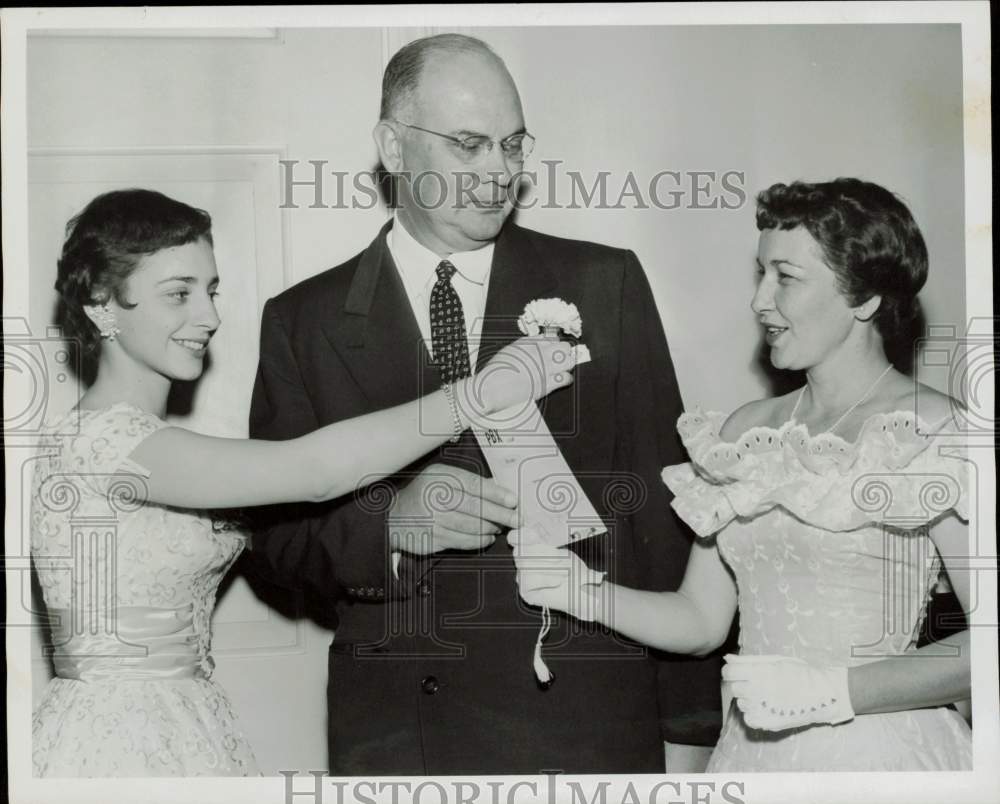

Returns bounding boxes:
[249,33,716,775]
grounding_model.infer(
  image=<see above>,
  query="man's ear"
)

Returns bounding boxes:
[373,121,404,173]
[854,294,882,322]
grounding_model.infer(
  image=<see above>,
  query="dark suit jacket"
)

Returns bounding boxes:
[248,219,715,775]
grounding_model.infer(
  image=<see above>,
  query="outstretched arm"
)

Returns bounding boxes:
[598,535,738,656]
[129,324,571,510]
[514,532,738,656]
[131,381,478,509]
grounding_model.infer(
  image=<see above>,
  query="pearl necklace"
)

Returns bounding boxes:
[789,364,893,436]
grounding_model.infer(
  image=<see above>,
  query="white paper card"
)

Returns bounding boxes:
[473,397,606,547]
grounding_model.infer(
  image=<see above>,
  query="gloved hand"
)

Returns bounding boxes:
[508,527,605,622]
[722,654,854,731]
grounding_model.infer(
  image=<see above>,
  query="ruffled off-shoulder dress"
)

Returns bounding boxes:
[662,410,973,772]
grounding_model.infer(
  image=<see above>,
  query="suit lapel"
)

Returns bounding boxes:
[324,220,440,407]
[475,223,558,373]
[326,221,558,407]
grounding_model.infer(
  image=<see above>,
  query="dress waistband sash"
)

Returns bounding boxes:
[48,604,208,682]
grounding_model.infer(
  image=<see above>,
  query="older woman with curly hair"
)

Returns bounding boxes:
[513,178,972,771]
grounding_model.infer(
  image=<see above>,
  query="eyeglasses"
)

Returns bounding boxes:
[392,120,536,164]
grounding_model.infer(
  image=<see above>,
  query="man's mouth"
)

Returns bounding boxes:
[471,196,507,209]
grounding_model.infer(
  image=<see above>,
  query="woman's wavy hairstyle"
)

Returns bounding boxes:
[755,178,928,347]
[55,189,213,355]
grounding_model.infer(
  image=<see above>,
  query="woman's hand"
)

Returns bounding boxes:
[475,336,576,414]
[722,654,854,731]
[508,527,605,621]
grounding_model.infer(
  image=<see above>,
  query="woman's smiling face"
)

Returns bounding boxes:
[751,226,860,372]
[106,238,221,382]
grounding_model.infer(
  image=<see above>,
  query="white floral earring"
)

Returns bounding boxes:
[93,304,121,341]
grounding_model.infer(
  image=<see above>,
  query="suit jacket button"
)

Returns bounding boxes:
[417,581,431,597]
[421,675,440,695]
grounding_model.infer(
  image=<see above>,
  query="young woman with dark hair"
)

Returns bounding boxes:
[32,188,575,776]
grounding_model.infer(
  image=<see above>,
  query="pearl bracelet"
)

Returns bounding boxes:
[441,382,462,443]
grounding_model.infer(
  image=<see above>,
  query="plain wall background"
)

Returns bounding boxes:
[25,24,965,772]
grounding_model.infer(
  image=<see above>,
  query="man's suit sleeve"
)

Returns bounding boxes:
[246,298,409,604]
[619,251,727,737]
[617,251,691,591]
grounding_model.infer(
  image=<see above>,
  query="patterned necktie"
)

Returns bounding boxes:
[429,259,472,383]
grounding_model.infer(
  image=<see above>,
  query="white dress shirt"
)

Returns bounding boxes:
[386,214,494,370]
[385,216,495,578]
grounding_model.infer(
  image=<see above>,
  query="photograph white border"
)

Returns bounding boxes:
[3,4,994,804]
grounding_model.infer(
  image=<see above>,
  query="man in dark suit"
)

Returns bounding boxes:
[249,33,714,775]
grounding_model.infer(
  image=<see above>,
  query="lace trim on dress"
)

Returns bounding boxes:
[662,409,970,537]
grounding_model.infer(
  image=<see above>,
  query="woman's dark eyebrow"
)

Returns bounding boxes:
[155,275,220,285]
[156,275,196,285]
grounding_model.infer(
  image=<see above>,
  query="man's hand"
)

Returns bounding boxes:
[388,464,519,555]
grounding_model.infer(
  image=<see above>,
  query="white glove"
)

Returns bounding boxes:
[508,528,605,622]
[722,654,854,732]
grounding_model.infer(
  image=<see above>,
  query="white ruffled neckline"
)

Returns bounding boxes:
[678,408,963,482]
[663,408,969,537]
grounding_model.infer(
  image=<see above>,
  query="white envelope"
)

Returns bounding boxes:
[473,379,606,548]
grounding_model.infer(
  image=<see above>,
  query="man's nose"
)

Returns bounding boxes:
[482,142,513,184]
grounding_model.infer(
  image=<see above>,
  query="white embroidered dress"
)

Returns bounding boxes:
[663,410,973,772]
[31,403,258,776]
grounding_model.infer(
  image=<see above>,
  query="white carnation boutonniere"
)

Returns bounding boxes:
[517,297,591,364]
[517,298,582,339]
